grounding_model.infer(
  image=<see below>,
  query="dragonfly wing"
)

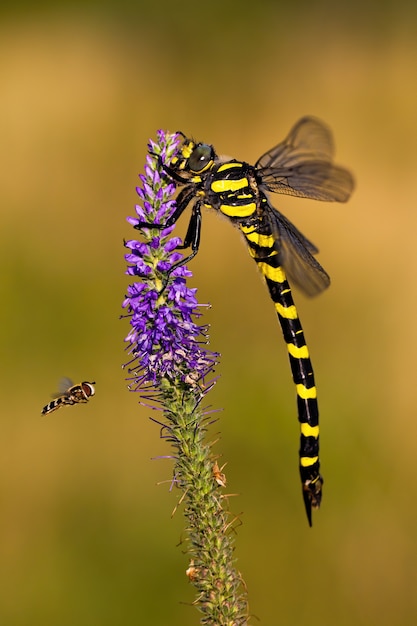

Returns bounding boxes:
[255,117,335,168]
[261,162,354,202]
[267,205,330,297]
[256,117,354,202]
[273,209,319,255]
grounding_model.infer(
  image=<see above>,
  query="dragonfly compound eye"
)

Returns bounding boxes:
[188,143,214,173]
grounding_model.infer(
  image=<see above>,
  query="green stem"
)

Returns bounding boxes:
[160,377,249,626]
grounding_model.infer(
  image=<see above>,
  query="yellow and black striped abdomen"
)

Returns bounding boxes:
[240,220,323,525]
[204,167,323,523]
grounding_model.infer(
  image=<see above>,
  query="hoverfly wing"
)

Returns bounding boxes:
[44,378,73,406]
[57,377,74,395]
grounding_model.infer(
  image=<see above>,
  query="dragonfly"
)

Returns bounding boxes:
[136,117,354,524]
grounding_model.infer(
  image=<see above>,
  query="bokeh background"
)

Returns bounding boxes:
[1,1,417,624]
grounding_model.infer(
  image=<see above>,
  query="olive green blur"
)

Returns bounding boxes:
[1,2,417,625]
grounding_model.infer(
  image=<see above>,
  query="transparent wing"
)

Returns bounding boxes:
[273,210,320,256]
[255,117,354,202]
[56,377,73,395]
[267,205,330,297]
[256,117,335,168]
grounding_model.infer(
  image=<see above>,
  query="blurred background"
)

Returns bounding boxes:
[1,1,417,624]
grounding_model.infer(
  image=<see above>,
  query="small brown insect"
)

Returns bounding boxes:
[41,378,96,416]
[213,460,227,487]
[185,560,199,582]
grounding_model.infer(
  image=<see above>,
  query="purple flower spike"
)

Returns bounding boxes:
[123,131,219,389]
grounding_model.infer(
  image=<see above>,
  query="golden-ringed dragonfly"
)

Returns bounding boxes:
[135,117,354,525]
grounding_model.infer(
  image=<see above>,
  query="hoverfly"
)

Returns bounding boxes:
[41,378,96,416]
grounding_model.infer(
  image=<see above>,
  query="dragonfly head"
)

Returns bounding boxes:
[171,135,216,176]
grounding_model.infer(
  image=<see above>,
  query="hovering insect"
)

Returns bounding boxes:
[41,378,96,416]
[135,117,354,525]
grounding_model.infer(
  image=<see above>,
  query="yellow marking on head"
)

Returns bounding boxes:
[211,178,249,193]
[217,162,243,172]
[257,262,287,284]
[287,343,310,359]
[300,456,319,467]
[301,423,319,438]
[275,302,298,319]
[181,142,194,159]
[220,202,256,218]
[296,384,317,400]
